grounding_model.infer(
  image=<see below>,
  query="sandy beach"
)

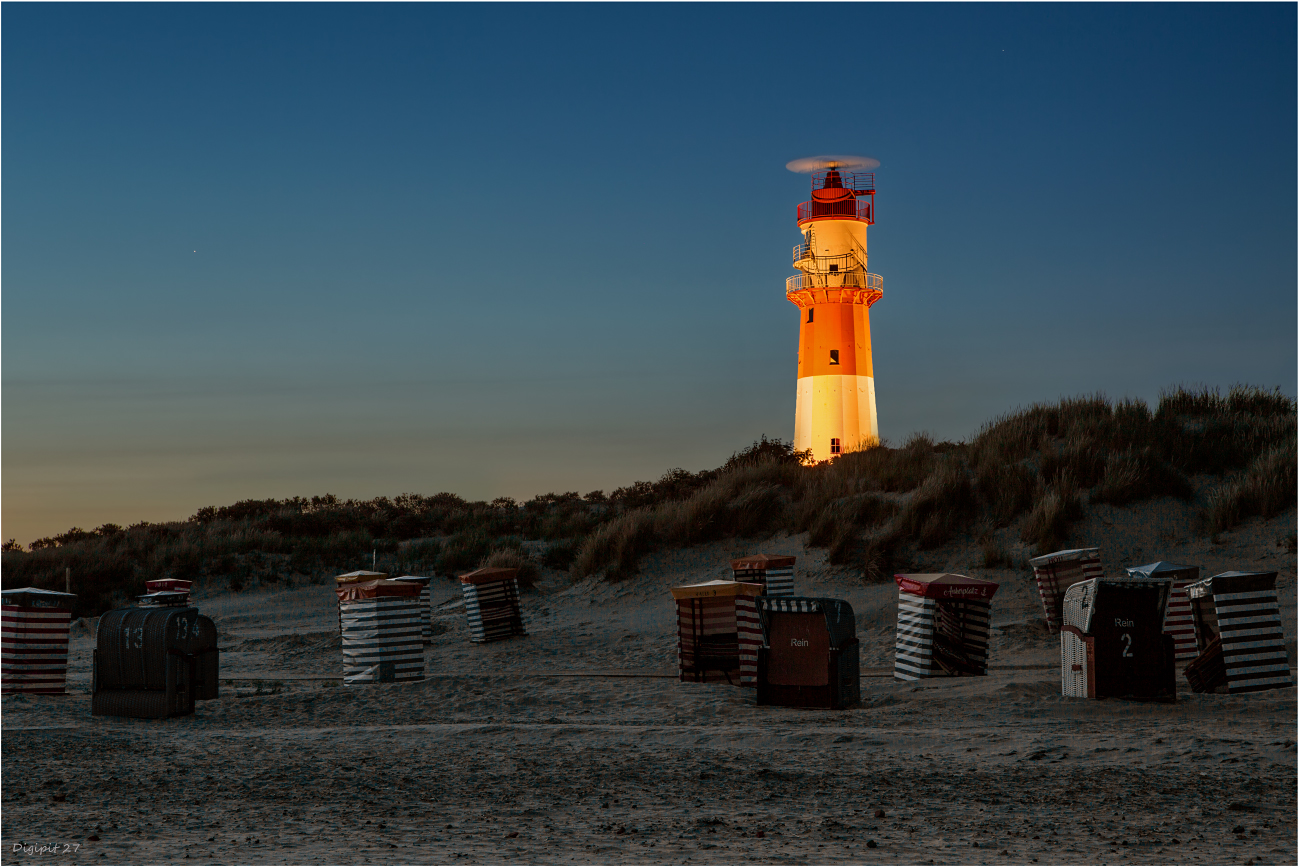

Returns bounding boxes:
[3,509,1296,865]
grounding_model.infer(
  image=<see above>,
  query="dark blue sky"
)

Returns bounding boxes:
[4,3,1295,542]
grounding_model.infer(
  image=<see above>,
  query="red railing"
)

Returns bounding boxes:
[812,170,874,193]
[797,199,874,223]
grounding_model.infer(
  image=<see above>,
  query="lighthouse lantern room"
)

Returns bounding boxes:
[786,155,883,462]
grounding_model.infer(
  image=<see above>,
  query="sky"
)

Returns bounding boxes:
[3,3,1296,544]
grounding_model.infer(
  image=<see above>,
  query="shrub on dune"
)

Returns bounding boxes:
[477,545,540,587]
[1204,444,1298,534]
[1021,476,1083,554]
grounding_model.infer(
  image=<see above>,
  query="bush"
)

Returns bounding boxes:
[976,461,1037,527]
[981,539,1016,569]
[1021,478,1083,554]
[541,540,579,571]
[393,539,442,575]
[478,545,539,587]
[1204,444,1299,534]
[1091,449,1193,506]
[861,532,898,583]
[436,531,493,576]
[893,459,977,550]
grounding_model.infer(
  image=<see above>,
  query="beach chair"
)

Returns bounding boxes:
[459,567,528,644]
[730,554,796,597]
[1029,547,1103,633]
[756,597,859,708]
[337,579,424,684]
[392,576,433,643]
[1124,562,1200,661]
[1059,576,1175,701]
[1,588,77,695]
[1184,571,1291,694]
[335,571,388,634]
[893,574,998,680]
[93,606,220,718]
[671,580,763,686]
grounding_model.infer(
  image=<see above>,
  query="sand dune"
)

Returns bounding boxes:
[3,511,1295,865]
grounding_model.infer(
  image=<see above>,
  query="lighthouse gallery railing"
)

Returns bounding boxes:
[786,272,883,294]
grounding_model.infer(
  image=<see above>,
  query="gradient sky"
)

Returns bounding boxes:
[4,3,1296,544]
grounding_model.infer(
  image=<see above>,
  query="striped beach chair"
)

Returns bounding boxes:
[1059,576,1175,701]
[893,574,998,680]
[459,568,528,644]
[671,580,763,686]
[756,596,859,708]
[392,576,433,643]
[1,588,77,695]
[1184,571,1291,694]
[1124,562,1200,662]
[730,554,796,597]
[336,579,424,684]
[1029,548,1103,634]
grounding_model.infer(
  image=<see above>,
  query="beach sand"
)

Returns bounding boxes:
[3,507,1296,865]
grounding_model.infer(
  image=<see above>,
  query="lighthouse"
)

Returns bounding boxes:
[786,156,884,462]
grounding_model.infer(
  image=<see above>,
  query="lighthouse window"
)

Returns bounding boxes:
[829,350,840,365]
[807,308,814,323]
[831,438,842,455]
[828,263,839,273]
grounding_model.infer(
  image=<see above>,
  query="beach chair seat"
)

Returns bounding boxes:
[1059,576,1175,701]
[756,597,859,709]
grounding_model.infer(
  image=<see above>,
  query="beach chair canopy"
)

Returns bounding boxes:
[895,573,999,600]
[335,579,422,602]
[335,570,388,584]
[1124,561,1197,580]
[1029,548,1099,567]
[392,575,432,585]
[459,567,519,584]
[730,554,796,571]
[671,579,764,600]
[1,588,76,609]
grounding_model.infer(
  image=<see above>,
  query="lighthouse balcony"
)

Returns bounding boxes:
[793,247,869,273]
[786,271,882,294]
[797,199,874,224]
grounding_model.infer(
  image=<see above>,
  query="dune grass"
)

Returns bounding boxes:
[4,386,1294,614]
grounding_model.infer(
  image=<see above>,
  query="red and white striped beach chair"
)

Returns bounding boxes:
[1,588,76,695]
[671,580,763,686]
[730,554,796,597]
[1124,562,1199,662]
[1029,547,1103,634]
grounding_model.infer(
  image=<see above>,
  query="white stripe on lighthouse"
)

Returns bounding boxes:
[794,374,878,460]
